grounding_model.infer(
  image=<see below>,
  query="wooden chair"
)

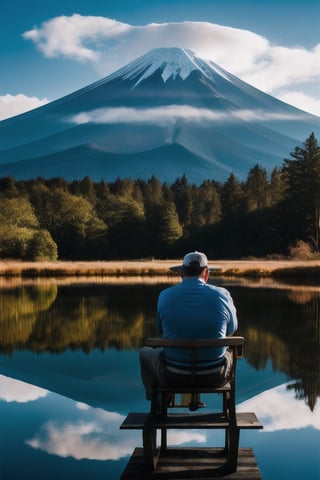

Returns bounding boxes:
[120,336,262,473]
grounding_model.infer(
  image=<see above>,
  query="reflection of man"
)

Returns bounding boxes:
[139,251,238,400]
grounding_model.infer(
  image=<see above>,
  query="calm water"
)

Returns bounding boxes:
[0,276,319,479]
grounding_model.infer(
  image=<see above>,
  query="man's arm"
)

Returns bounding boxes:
[157,294,163,335]
[225,292,238,336]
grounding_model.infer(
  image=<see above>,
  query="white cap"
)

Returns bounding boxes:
[183,251,208,268]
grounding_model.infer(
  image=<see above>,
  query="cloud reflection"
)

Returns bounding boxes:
[26,400,205,461]
[0,374,48,402]
[238,382,320,432]
[26,404,135,460]
[6,374,317,463]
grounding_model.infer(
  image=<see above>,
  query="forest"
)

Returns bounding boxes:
[0,132,319,261]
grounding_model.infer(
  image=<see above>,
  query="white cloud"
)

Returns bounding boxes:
[244,44,320,93]
[15,15,320,118]
[23,16,269,76]
[238,382,320,432]
[23,14,131,62]
[26,406,135,460]
[277,89,320,115]
[167,430,206,445]
[70,105,306,126]
[0,374,48,403]
[26,403,206,460]
[0,94,48,121]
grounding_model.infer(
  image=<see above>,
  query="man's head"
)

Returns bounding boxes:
[181,251,209,278]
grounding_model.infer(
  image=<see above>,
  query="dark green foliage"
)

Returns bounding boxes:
[220,173,244,216]
[281,132,320,249]
[145,200,183,256]
[27,229,58,261]
[171,175,193,227]
[244,164,270,212]
[0,132,319,260]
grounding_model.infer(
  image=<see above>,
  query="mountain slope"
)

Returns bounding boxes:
[0,47,319,182]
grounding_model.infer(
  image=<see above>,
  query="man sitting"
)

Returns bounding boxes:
[139,251,238,401]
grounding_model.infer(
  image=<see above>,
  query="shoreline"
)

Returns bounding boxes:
[1,259,320,279]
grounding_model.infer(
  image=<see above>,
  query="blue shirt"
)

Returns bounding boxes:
[157,277,238,367]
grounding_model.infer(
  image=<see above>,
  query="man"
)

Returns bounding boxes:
[139,251,238,400]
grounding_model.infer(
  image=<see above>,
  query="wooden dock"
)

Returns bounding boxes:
[121,447,262,479]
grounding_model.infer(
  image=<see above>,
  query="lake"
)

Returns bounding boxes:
[0,275,319,479]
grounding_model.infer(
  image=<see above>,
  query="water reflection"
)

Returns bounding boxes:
[0,278,320,480]
[4,373,318,462]
[1,372,319,480]
[232,285,320,410]
[27,402,135,461]
[0,373,134,480]
[0,373,205,462]
[239,382,320,432]
[0,374,48,402]
[0,277,319,409]
[240,382,320,480]
[0,284,57,350]
[0,282,163,353]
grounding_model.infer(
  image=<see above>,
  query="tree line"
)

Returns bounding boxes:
[0,132,319,261]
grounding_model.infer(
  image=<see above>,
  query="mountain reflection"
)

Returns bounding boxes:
[232,285,320,410]
[0,279,319,408]
[2,373,319,463]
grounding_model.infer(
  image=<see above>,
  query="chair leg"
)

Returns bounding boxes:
[143,389,163,470]
[226,383,239,472]
[223,391,230,453]
[160,392,168,452]
[143,414,159,470]
[160,427,167,452]
[226,427,240,472]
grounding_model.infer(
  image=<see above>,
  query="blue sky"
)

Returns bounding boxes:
[1,0,320,120]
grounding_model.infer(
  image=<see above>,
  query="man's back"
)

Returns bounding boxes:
[157,277,237,367]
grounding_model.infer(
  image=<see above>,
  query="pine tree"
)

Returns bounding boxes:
[221,173,244,216]
[244,164,270,212]
[171,175,192,227]
[282,132,320,247]
[191,181,221,226]
[269,167,284,206]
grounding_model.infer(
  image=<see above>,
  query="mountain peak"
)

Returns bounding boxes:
[1,46,320,183]
[109,47,227,87]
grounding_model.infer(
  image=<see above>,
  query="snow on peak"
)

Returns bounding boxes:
[111,47,228,87]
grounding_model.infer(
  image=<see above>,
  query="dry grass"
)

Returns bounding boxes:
[1,258,320,279]
[0,259,175,277]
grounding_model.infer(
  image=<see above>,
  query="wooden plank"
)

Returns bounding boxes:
[120,412,263,430]
[236,412,263,429]
[120,412,148,429]
[154,384,231,393]
[120,447,262,479]
[154,412,229,429]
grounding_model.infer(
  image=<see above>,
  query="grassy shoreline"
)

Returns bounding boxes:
[1,259,320,279]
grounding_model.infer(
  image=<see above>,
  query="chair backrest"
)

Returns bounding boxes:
[146,336,244,382]
[146,336,244,352]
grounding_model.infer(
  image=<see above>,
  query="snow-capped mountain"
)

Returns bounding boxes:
[0,47,319,183]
